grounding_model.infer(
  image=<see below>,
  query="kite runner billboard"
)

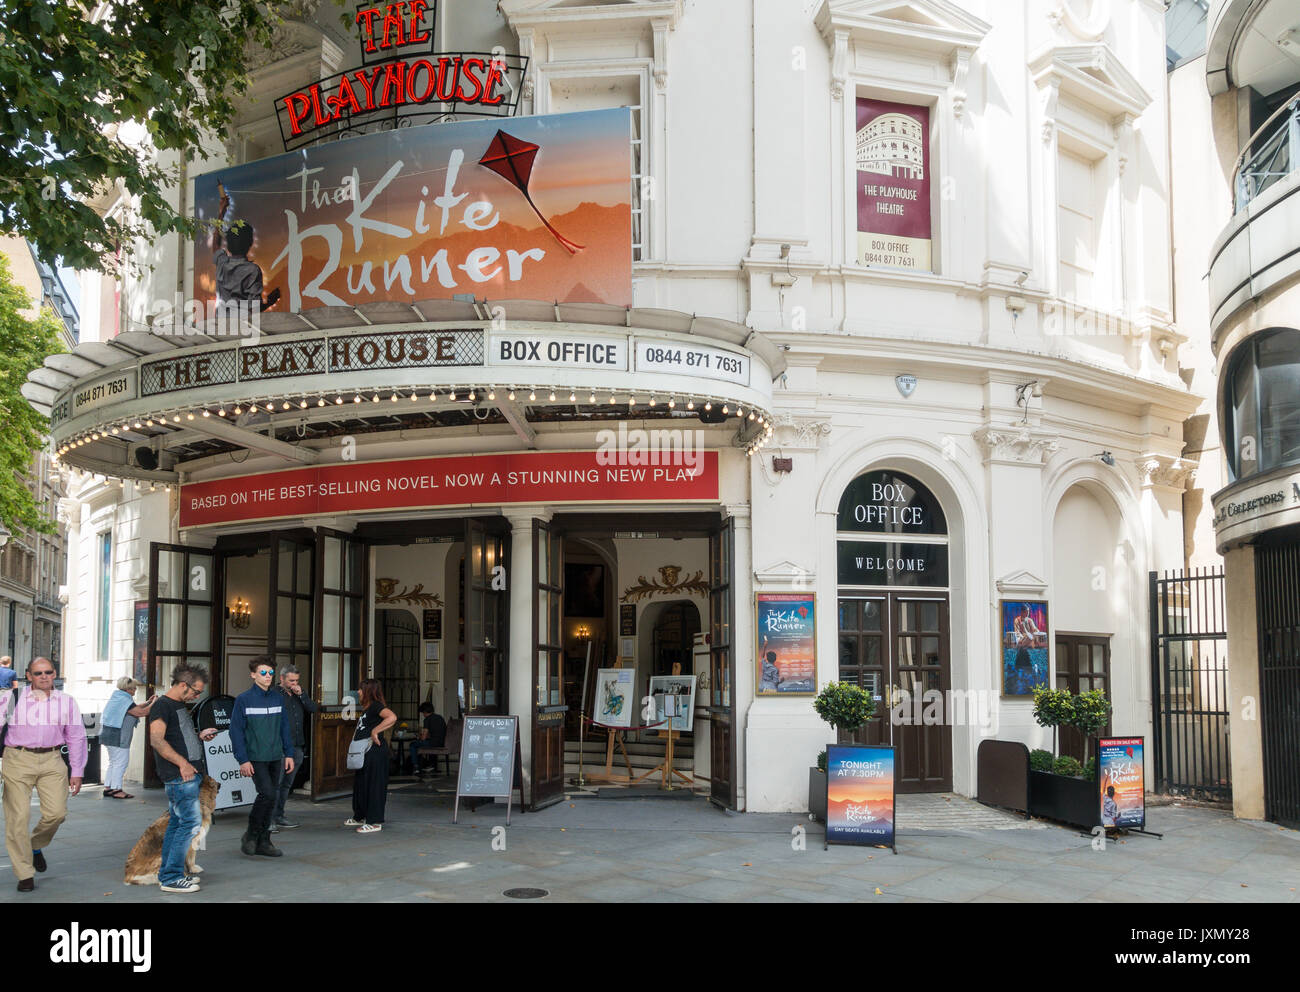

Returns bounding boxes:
[1098,737,1145,830]
[855,98,932,271]
[193,108,633,315]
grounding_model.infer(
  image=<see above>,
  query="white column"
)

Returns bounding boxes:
[505,508,549,805]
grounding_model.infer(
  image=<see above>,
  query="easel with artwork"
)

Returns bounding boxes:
[634,667,697,791]
[584,659,636,784]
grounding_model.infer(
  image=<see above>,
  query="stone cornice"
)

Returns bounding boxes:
[1137,453,1198,493]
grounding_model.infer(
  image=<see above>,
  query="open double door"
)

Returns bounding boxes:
[145,519,509,797]
[528,515,739,811]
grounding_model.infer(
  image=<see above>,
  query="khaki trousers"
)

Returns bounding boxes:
[2,748,68,881]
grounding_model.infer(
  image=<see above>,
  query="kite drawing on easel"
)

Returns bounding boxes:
[479,129,585,254]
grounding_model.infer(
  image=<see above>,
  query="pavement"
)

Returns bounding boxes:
[2,778,1297,903]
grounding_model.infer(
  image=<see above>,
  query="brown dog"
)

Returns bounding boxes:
[123,776,220,885]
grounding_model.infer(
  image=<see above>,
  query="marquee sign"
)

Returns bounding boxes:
[179,450,720,528]
[276,0,527,150]
[1212,467,1300,551]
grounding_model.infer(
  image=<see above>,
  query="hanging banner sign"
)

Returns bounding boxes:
[825,744,896,851]
[856,98,932,270]
[1098,736,1145,830]
[179,449,719,528]
[193,107,633,315]
[755,593,817,695]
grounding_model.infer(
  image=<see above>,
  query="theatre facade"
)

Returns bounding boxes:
[33,0,1201,812]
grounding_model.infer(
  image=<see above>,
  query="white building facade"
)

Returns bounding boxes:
[36,0,1200,812]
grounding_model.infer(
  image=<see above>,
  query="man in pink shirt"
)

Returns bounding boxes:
[0,658,87,891]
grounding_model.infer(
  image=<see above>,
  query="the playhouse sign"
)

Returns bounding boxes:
[275,0,527,150]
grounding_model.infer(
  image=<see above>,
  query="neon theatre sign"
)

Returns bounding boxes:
[275,0,528,151]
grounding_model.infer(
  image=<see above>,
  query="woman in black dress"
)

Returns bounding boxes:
[346,679,397,833]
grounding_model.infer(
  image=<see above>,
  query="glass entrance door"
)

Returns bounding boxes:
[147,543,216,788]
[531,519,565,809]
[708,519,737,809]
[313,529,366,797]
[464,519,507,714]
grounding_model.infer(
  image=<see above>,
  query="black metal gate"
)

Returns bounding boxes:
[1257,541,1300,829]
[1149,567,1230,800]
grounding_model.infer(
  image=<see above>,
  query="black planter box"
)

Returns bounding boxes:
[1029,770,1098,829]
[808,768,826,821]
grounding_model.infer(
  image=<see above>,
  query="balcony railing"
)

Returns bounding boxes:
[1235,96,1300,211]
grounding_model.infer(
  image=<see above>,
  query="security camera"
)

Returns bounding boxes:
[1015,271,1029,287]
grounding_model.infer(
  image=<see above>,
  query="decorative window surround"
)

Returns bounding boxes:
[814,0,989,116]
[995,570,1049,597]
[1030,43,1151,142]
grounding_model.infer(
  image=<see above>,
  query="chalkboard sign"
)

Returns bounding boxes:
[423,608,443,639]
[453,716,521,825]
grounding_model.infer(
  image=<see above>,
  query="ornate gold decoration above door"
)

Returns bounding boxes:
[620,565,710,603]
[375,578,444,608]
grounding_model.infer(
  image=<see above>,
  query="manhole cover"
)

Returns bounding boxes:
[503,887,549,900]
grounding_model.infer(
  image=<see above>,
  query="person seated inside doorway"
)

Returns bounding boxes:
[408,703,448,775]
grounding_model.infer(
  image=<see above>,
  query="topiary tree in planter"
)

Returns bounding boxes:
[1031,685,1073,757]
[1070,689,1112,764]
[814,681,877,743]
[808,682,875,821]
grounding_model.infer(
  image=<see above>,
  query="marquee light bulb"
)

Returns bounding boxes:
[488,389,496,401]
[668,398,676,408]
[336,396,344,405]
[233,407,242,416]
[173,415,181,422]
[722,405,729,415]
[749,412,756,421]
[300,400,309,409]
[201,410,210,418]
[282,401,291,411]
[468,391,476,401]
[649,396,657,407]
[186,412,195,420]
[549,391,556,401]
[391,393,398,402]
[318,398,327,407]
[687,400,695,410]
[629,397,636,407]
[529,390,536,401]
[134,421,143,428]
[372,394,380,403]
[508,389,516,401]
[589,392,596,404]
[353,395,362,404]
[410,392,417,402]
[704,402,711,411]
[146,419,154,426]
[609,395,616,405]
[569,392,576,403]
[449,391,457,401]
[429,391,438,401]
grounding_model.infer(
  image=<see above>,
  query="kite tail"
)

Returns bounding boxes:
[524,194,584,254]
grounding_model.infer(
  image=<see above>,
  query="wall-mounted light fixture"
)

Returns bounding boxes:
[228,597,252,630]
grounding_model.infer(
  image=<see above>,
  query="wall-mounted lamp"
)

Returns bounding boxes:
[1095,451,1116,467]
[228,597,252,630]
[575,624,591,643]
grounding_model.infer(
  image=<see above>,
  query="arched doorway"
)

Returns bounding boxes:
[835,469,952,793]
[374,608,420,726]
[650,601,702,678]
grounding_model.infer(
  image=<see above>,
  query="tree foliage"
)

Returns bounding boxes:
[0,1,299,273]
[0,253,65,535]
[813,681,876,739]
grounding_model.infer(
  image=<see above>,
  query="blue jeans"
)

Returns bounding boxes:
[160,776,202,886]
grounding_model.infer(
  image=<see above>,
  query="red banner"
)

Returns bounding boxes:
[180,450,718,528]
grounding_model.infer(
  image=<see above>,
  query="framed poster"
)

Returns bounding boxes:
[422,608,442,639]
[855,98,932,271]
[593,668,635,729]
[1099,737,1146,830]
[1000,600,1049,696]
[648,674,696,732]
[825,744,896,851]
[755,593,817,695]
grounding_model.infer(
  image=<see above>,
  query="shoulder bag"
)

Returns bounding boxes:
[346,714,371,771]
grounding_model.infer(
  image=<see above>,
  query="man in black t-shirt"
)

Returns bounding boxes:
[408,702,447,774]
[147,664,218,894]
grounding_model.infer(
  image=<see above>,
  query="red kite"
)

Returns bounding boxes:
[479,130,585,254]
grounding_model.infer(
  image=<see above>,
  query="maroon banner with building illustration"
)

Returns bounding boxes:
[193,108,632,314]
[855,98,932,271]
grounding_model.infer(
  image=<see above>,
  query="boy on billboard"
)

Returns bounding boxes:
[211,182,282,312]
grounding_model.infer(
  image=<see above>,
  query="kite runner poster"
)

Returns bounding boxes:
[1099,737,1146,830]
[755,593,816,696]
[825,744,896,851]
[193,108,633,314]
[855,98,932,271]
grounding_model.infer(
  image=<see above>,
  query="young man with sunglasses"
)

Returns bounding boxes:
[149,663,219,894]
[0,658,86,892]
[229,656,295,858]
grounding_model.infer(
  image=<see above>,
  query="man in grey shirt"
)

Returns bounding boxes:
[211,184,281,311]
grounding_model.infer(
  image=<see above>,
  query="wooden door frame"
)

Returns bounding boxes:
[708,518,738,810]
[530,518,566,810]
[311,527,368,800]
[889,591,953,794]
